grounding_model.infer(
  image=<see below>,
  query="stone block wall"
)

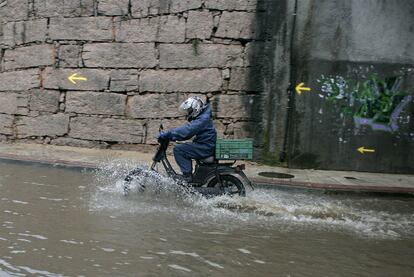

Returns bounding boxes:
[0,0,263,150]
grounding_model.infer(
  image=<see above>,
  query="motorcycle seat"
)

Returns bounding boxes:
[197,156,215,164]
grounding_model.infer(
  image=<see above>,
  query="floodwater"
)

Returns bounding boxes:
[0,161,413,277]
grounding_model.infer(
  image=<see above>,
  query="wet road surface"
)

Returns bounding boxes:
[1,161,413,276]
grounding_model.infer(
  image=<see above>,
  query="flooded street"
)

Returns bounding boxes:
[1,161,413,277]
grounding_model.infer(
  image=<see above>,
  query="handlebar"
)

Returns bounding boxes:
[153,137,169,162]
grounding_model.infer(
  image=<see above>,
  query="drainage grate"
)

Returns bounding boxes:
[258,172,294,179]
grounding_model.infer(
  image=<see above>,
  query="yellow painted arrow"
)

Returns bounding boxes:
[68,73,87,84]
[357,146,375,154]
[295,82,311,94]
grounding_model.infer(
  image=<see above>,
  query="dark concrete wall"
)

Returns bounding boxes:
[285,0,414,173]
[249,0,295,163]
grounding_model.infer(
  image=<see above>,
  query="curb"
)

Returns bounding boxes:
[251,177,414,194]
[0,154,96,170]
[251,178,414,196]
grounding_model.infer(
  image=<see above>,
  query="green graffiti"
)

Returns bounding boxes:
[354,75,407,123]
[319,74,408,126]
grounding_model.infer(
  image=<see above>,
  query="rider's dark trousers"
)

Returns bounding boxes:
[173,142,213,174]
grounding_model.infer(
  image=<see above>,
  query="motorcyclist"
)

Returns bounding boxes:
[157,96,217,181]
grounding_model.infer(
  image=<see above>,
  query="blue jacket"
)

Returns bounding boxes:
[167,104,217,149]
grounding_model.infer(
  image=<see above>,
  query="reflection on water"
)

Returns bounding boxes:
[0,160,413,276]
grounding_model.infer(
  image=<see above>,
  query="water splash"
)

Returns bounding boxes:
[89,160,414,239]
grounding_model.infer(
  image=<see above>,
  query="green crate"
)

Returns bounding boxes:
[215,139,253,160]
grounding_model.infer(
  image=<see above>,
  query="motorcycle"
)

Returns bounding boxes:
[123,128,254,197]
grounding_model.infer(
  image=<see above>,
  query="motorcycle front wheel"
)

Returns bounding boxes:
[207,174,246,197]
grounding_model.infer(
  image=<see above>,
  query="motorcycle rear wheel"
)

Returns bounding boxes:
[207,175,246,197]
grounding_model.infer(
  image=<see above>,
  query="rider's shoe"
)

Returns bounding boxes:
[181,172,192,183]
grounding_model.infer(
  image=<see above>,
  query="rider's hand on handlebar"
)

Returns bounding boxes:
[156,131,171,142]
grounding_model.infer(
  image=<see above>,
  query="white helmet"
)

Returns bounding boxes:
[179,96,204,120]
